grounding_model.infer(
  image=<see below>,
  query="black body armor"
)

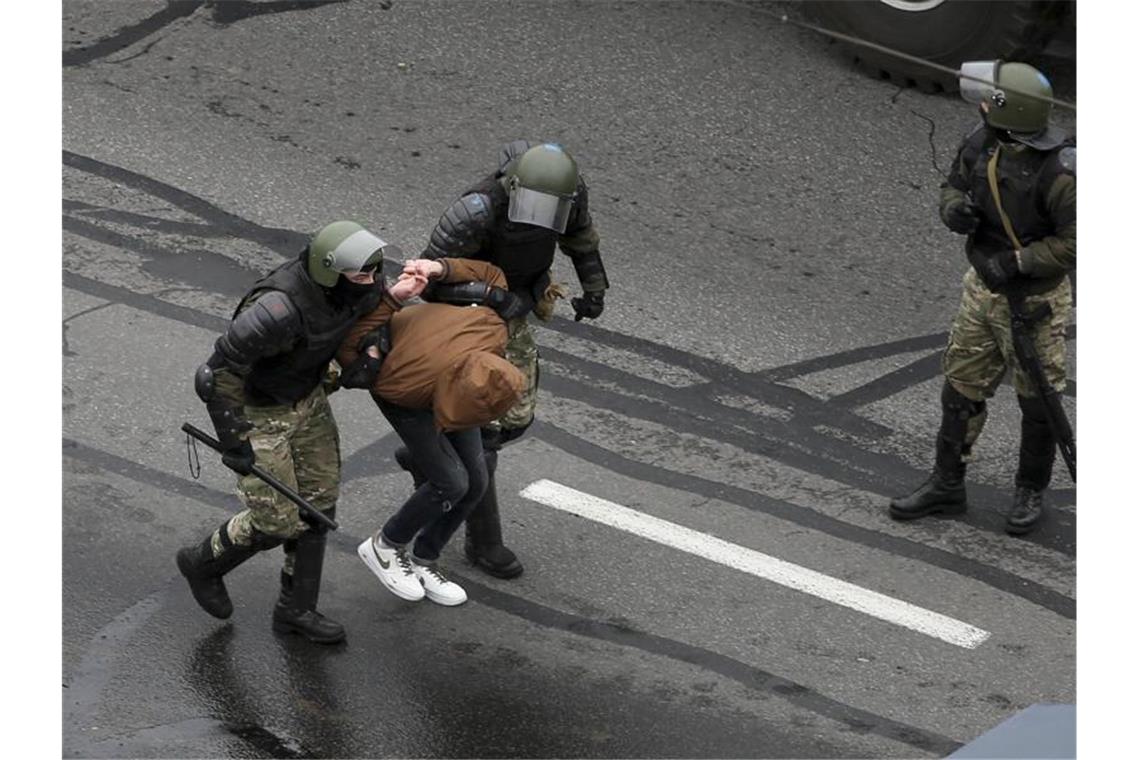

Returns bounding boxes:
[238,259,381,406]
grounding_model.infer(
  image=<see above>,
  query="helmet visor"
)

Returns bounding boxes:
[330,229,392,274]
[508,186,575,233]
[959,60,1000,106]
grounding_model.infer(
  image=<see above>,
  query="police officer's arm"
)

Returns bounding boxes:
[196,291,302,450]
[436,258,508,290]
[558,180,609,295]
[417,255,528,320]
[336,289,406,373]
[1018,171,1076,277]
[422,193,493,260]
[939,143,975,229]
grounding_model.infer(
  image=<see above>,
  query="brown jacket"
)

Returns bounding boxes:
[337,259,525,430]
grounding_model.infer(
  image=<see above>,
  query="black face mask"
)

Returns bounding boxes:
[330,275,379,305]
[980,106,1017,144]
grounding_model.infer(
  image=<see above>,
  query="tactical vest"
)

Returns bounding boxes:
[466,173,559,297]
[959,127,1073,256]
[237,258,382,406]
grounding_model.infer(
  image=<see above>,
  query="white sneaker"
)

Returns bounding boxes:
[410,560,467,606]
[357,534,424,601]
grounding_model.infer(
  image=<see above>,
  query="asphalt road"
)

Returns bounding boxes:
[62,1,1077,757]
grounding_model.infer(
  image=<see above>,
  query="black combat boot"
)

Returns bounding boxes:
[176,519,261,619]
[890,383,981,520]
[464,449,524,579]
[1006,487,1044,535]
[1006,395,1056,535]
[272,521,345,644]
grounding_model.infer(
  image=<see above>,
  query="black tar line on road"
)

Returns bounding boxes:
[63,151,307,253]
[62,437,961,757]
[63,0,203,68]
[63,0,350,69]
[64,199,236,239]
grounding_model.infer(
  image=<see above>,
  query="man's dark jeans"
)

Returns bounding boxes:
[375,398,488,562]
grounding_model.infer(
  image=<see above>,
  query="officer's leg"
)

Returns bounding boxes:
[891,272,1002,520]
[890,381,987,519]
[1002,279,1071,535]
[273,388,345,644]
[176,405,296,619]
[465,317,537,578]
[1004,394,1056,534]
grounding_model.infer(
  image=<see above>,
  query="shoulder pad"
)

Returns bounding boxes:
[955,122,992,175]
[428,193,493,256]
[457,192,494,221]
[216,290,301,371]
[1057,146,1075,175]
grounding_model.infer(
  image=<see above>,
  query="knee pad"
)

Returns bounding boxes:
[249,528,286,551]
[481,419,532,451]
[480,426,506,451]
[300,506,336,535]
[941,381,985,420]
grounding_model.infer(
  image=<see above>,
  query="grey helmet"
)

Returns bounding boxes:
[506,143,579,233]
[959,60,1053,135]
[307,220,396,287]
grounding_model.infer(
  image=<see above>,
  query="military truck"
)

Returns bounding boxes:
[807,0,1075,92]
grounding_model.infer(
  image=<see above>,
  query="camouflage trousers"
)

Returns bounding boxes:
[483,316,540,436]
[942,269,1072,403]
[211,385,341,561]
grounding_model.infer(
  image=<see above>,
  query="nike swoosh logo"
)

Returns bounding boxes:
[371,542,390,569]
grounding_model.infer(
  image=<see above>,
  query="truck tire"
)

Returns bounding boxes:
[806,0,1068,93]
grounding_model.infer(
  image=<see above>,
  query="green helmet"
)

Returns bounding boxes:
[507,143,579,233]
[959,60,1053,134]
[307,220,392,287]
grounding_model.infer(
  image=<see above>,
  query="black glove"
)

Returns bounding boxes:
[221,438,256,476]
[340,354,381,389]
[571,291,605,322]
[972,249,1020,292]
[944,201,981,234]
[487,286,531,321]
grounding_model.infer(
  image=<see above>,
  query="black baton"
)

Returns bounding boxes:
[181,422,340,531]
[1005,292,1076,482]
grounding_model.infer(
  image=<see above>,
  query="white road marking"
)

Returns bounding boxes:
[520,479,991,649]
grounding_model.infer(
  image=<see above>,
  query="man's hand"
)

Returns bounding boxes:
[944,201,981,234]
[487,287,531,321]
[222,439,256,476]
[571,291,605,322]
[973,249,1020,291]
[402,259,445,280]
[389,273,428,302]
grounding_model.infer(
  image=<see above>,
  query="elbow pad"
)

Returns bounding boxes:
[196,351,253,448]
[572,250,609,294]
[424,280,492,306]
[215,291,301,373]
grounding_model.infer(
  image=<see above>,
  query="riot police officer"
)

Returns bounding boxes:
[176,221,403,643]
[889,62,1075,535]
[394,140,610,578]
